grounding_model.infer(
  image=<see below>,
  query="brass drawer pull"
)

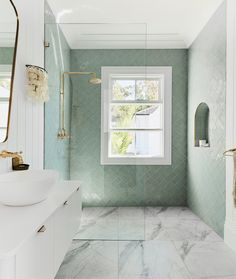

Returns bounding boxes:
[64,200,69,206]
[37,225,46,233]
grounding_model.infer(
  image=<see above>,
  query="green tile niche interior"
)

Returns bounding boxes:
[194,102,210,147]
[69,49,188,206]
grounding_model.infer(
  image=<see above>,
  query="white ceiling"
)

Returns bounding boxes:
[47,0,225,49]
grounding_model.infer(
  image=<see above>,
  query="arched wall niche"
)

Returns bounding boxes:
[194,102,210,147]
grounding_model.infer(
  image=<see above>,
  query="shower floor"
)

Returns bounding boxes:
[56,207,236,279]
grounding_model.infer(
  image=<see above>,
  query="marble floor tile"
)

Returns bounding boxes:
[160,218,222,242]
[81,207,118,221]
[118,207,145,240]
[76,207,222,242]
[145,217,222,242]
[74,219,119,240]
[174,241,236,279]
[57,207,236,279]
[76,207,146,240]
[75,207,119,240]
[119,240,192,279]
[145,207,200,220]
[55,241,119,279]
[118,207,145,220]
[56,240,192,279]
[118,219,145,240]
[145,219,171,241]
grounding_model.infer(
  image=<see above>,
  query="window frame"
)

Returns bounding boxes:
[101,66,172,165]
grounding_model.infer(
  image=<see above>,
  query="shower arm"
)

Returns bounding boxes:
[58,71,97,139]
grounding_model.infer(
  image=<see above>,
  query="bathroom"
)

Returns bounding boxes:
[0,0,236,278]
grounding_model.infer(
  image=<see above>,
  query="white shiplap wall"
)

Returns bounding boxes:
[0,0,44,173]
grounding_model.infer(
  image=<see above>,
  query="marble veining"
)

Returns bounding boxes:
[56,207,236,279]
[75,207,221,242]
[174,241,236,279]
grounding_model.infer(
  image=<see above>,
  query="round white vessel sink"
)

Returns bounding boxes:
[0,170,59,206]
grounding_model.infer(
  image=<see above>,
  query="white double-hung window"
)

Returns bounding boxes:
[101,66,172,165]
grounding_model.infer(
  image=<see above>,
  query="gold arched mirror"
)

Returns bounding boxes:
[0,0,19,142]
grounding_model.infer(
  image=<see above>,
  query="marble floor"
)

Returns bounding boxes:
[56,207,236,279]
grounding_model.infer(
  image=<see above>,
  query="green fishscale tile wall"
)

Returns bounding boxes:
[70,49,188,206]
[187,2,226,237]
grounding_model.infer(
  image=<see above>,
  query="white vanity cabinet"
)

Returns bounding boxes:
[16,218,54,279]
[53,188,81,276]
[0,181,82,279]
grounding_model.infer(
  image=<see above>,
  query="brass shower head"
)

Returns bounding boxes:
[89,77,102,85]
[88,72,101,85]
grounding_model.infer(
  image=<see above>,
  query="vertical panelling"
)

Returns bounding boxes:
[0,0,44,173]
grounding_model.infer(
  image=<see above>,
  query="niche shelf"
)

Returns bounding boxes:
[194,102,210,147]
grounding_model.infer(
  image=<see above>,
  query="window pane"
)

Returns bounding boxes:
[135,131,163,157]
[111,104,162,129]
[110,131,163,157]
[112,80,135,100]
[111,131,135,156]
[136,79,160,101]
[112,79,160,101]
[0,78,11,98]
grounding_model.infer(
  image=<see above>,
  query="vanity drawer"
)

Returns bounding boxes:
[15,218,54,279]
[53,187,82,275]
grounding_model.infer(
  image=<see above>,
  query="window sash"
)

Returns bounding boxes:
[109,77,164,157]
[108,130,164,157]
[111,76,162,102]
[109,102,163,131]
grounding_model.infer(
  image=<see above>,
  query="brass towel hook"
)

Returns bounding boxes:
[223,148,236,156]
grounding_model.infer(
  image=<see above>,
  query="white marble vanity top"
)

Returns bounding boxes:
[0,180,80,259]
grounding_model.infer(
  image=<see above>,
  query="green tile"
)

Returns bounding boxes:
[187,2,226,237]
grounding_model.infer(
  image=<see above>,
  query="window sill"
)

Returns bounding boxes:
[101,157,172,165]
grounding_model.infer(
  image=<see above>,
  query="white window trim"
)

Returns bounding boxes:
[101,66,172,165]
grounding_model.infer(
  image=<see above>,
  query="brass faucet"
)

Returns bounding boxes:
[0,150,24,170]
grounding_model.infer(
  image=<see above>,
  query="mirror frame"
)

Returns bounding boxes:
[2,0,19,143]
